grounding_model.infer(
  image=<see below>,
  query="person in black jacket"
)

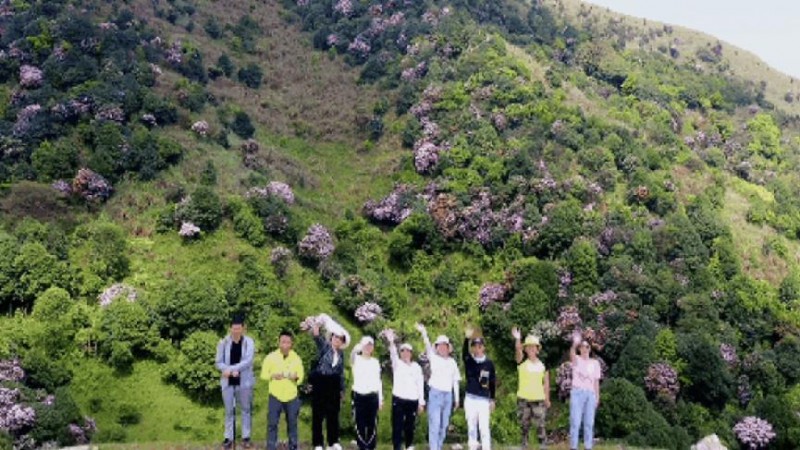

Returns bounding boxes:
[309,316,350,450]
[463,326,496,450]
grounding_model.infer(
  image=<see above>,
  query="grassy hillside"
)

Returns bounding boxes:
[2,0,800,449]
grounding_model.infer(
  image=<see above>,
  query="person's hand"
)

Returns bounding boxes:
[464,326,475,339]
[382,329,396,342]
[223,370,232,378]
[272,373,285,380]
[490,401,496,412]
[453,400,460,410]
[379,401,384,411]
[415,323,426,333]
[312,323,321,336]
[288,372,298,381]
[418,404,425,414]
[232,371,240,378]
[595,397,600,408]
[544,399,551,409]
[511,327,521,340]
[571,329,582,346]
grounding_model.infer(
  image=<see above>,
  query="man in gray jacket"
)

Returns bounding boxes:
[216,313,255,449]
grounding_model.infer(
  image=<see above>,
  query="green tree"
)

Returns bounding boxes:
[231,111,255,139]
[747,113,782,159]
[156,276,229,341]
[534,199,583,257]
[70,221,130,296]
[237,63,263,89]
[566,239,599,296]
[14,242,69,309]
[677,333,732,409]
[612,334,656,388]
[31,140,79,181]
[163,330,221,403]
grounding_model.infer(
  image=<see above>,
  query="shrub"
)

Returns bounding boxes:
[677,333,732,409]
[237,63,263,89]
[231,111,255,139]
[163,330,220,403]
[176,186,223,232]
[116,403,141,426]
[611,335,656,388]
[156,277,229,341]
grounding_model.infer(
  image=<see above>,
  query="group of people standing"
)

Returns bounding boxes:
[214,313,602,450]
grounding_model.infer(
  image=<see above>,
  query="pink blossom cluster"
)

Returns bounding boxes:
[589,290,618,307]
[401,61,427,82]
[191,120,209,137]
[348,36,371,57]
[733,417,776,450]
[95,105,125,122]
[478,283,507,309]
[556,306,582,339]
[72,168,113,202]
[19,65,43,88]
[327,34,339,47]
[334,0,353,16]
[296,0,310,6]
[298,224,335,261]
[12,103,41,136]
[0,402,36,432]
[363,184,414,225]
[165,42,182,65]
[141,113,157,126]
[378,328,397,343]
[354,302,383,323]
[51,97,93,121]
[179,222,201,238]
[644,362,679,402]
[530,320,560,341]
[68,418,97,445]
[720,343,738,367]
[413,140,441,174]
[98,283,137,307]
[491,112,507,131]
[247,181,296,205]
[558,270,572,298]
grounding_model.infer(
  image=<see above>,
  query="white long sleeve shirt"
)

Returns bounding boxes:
[422,333,461,397]
[352,354,383,404]
[389,345,426,405]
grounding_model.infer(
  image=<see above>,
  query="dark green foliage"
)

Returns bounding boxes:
[70,221,130,295]
[248,194,298,241]
[178,186,223,232]
[100,300,155,369]
[237,63,264,89]
[774,335,800,384]
[217,54,236,77]
[752,394,800,450]
[231,111,256,139]
[611,335,656,388]
[22,349,73,391]
[534,199,583,257]
[200,161,217,186]
[677,333,732,409]
[31,140,79,181]
[13,242,69,310]
[204,17,224,39]
[30,387,84,445]
[566,239,599,296]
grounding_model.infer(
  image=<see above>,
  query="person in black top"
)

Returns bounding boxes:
[309,315,350,450]
[215,313,256,449]
[463,326,496,450]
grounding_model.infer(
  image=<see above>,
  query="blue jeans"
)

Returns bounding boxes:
[268,395,300,450]
[428,388,453,450]
[569,389,597,450]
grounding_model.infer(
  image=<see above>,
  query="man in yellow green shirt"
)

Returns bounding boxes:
[261,330,305,450]
[512,327,551,450]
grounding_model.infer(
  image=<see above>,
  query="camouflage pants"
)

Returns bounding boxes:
[517,399,547,448]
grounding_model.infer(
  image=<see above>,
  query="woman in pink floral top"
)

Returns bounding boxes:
[568,335,601,450]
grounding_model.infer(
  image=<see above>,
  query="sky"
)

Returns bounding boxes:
[584,0,800,78]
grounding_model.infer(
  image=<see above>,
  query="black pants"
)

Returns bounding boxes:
[392,396,418,450]
[353,392,380,450]
[312,375,342,447]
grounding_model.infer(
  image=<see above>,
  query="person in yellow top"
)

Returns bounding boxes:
[512,327,551,450]
[261,330,305,450]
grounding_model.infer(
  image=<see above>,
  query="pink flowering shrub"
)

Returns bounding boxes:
[363,184,414,225]
[644,362,680,402]
[179,221,201,239]
[478,283,507,309]
[298,224,335,261]
[270,246,292,278]
[354,302,383,323]
[0,360,24,382]
[191,120,209,136]
[556,305,582,339]
[19,65,43,88]
[98,283,137,307]
[72,168,113,202]
[733,417,776,449]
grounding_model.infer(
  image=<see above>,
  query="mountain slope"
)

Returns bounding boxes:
[1,0,800,449]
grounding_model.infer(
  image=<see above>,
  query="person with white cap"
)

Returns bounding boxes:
[309,314,351,450]
[512,327,550,449]
[381,329,425,450]
[415,323,460,450]
[462,326,496,450]
[568,331,601,450]
[350,335,383,450]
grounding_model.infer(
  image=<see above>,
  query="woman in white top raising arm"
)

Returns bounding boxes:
[415,323,461,450]
[382,329,425,450]
[351,336,383,450]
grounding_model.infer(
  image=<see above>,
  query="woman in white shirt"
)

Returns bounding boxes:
[351,336,383,450]
[382,329,425,450]
[415,323,461,450]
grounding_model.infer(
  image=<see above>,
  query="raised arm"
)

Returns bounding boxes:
[415,323,433,358]
[512,327,523,364]
[463,326,475,365]
[569,331,581,364]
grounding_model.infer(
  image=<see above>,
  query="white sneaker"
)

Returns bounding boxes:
[315,446,324,450]
[407,447,415,450]
[332,443,343,450]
